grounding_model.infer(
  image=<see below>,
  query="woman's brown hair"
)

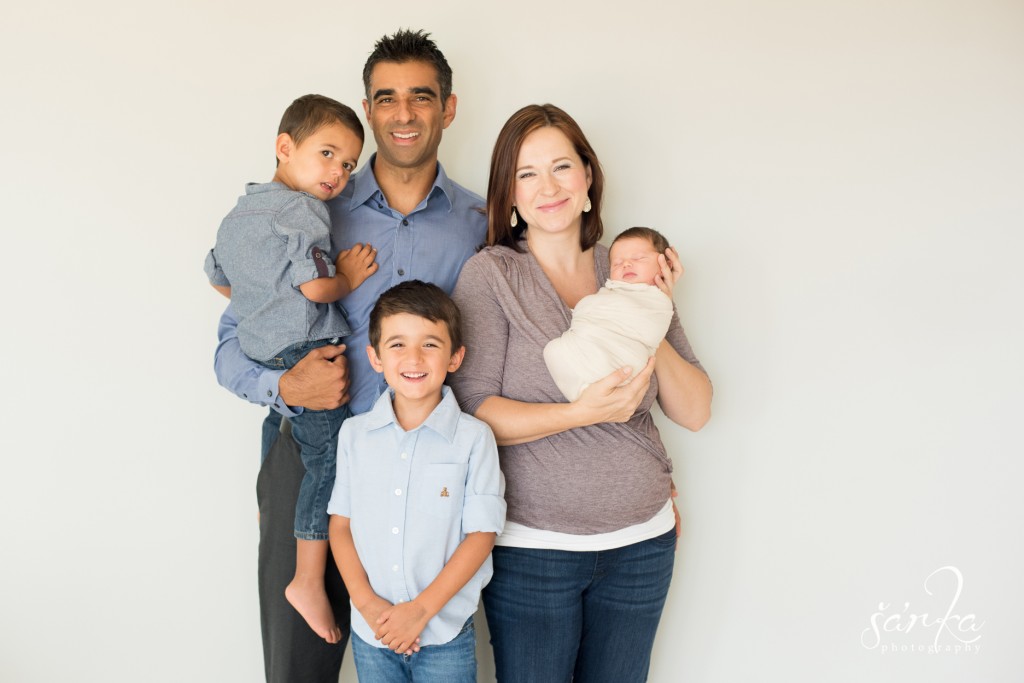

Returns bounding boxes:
[486,104,605,252]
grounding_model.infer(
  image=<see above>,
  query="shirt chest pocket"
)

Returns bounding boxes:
[412,463,467,521]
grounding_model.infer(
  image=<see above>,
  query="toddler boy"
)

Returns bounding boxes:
[204,94,378,642]
[328,280,505,682]
[544,226,676,401]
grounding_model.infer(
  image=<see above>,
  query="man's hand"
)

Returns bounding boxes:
[278,344,349,410]
[336,243,379,292]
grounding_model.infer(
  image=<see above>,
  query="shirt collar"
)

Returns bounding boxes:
[364,385,461,442]
[245,181,290,195]
[347,153,455,213]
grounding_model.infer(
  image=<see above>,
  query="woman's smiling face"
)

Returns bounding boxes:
[513,126,592,238]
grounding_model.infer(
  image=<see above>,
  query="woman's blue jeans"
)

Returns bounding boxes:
[483,528,676,683]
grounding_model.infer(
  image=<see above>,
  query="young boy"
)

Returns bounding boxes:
[544,226,677,401]
[327,281,505,682]
[204,94,378,643]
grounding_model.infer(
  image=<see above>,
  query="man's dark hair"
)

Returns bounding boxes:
[612,226,671,255]
[278,94,364,147]
[369,280,463,352]
[362,29,453,105]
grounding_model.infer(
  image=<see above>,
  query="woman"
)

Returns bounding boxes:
[449,103,712,682]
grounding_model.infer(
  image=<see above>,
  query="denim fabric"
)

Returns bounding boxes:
[206,182,352,361]
[260,338,349,540]
[350,617,477,683]
[483,529,676,683]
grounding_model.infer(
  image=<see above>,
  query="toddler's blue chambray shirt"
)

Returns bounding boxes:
[213,159,486,415]
[327,386,505,647]
[205,182,351,362]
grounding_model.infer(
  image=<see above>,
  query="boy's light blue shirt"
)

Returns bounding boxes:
[213,158,487,416]
[327,386,505,648]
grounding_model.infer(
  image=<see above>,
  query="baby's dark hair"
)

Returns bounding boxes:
[611,226,671,254]
[369,281,463,352]
[278,94,364,147]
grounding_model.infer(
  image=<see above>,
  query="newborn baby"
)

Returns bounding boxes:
[544,227,675,401]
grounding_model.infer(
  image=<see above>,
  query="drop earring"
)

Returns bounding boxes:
[510,207,519,227]
[583,198,592,213]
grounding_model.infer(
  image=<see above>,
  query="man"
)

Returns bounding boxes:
[214,29,487,683]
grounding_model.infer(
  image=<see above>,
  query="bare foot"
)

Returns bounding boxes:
[285,580,342,643]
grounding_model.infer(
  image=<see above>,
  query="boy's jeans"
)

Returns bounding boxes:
[259,338,349,540]
[350,617,477,683]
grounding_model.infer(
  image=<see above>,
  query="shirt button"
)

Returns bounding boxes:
[392,565,399,572]
[402,219,409,226]
[395,489,402,496]
[400,452,408,460]
[397,268,405,276]
[266,390,272,397]
[392,527,399,534]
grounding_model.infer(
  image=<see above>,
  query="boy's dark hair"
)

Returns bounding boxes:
[611,226,671,254]
[278,94,364,147]
[362,29,453,106]
[369,280,463,353]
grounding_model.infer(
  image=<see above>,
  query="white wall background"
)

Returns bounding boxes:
[1,1,1021,681]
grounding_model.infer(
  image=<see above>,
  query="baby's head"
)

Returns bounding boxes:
[609,227,671,286]
[272,94,365,202]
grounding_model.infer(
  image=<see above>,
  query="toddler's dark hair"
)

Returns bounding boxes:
[278,94,364,147]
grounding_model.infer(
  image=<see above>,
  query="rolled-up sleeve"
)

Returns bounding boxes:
[204,248,230,286]
[274,195,337,289]
[460,424,506,536]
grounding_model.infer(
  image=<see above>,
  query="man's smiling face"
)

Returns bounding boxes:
[362,60,457,173]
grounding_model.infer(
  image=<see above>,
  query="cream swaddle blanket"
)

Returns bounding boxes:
[544,280,673,401]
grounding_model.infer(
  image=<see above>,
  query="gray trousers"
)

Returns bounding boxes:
[257,412,351,682]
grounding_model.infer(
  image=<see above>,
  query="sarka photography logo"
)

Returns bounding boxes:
[860,565,985,655]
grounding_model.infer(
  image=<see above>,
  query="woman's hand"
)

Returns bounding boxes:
[654,246,684,298]
[473,356,657,446]
[573,357,656,425]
